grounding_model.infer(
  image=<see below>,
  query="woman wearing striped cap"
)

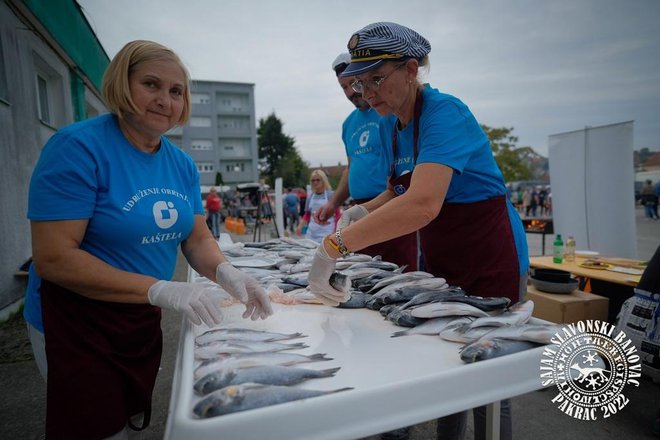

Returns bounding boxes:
[307,22,528,440]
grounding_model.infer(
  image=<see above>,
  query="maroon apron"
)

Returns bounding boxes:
[353,196,418,271]
[42,280,162,439]
[389,92,520,302]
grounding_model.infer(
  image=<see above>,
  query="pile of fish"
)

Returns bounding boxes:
[192,327,351,418]
[200,237,559,367]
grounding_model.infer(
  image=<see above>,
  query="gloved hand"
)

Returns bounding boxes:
[337,205,369,230]
[308,241,351,306]
[216,262,273,320]
[147,280,224,327]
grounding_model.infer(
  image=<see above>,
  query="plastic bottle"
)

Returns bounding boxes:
[553,234,564,264]
[565,236,576,262]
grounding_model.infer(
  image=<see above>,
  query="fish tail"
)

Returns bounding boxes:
[319,367,341,377]
[329,387,354,394]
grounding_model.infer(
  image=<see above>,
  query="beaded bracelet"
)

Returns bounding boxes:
[334,229,350,257]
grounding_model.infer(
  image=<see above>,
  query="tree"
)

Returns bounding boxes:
[215,172,224,186]
[257,112,309,187]
[480,125,533,182]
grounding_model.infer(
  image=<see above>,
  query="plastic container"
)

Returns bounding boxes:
[564,236,576,262]
[553,234,564,264]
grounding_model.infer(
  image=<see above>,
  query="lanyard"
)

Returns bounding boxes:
[390,89,424,179]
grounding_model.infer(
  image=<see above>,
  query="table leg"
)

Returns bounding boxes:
[485,400,501,440]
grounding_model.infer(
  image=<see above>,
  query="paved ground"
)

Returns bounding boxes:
[0,207,658,439]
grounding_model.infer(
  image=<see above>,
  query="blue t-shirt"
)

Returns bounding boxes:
[381,85,529,273]
[24,114,203,330]
[342,108,394,200]
[284,193,299,214]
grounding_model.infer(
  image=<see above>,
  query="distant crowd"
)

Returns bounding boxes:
[508,186,552,218]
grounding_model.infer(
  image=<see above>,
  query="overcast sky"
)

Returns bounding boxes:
[77,0,660,167]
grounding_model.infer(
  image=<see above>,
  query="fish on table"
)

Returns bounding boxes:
[193,365,341,395]
[460,338,541,363]
[195,340,309,360]
[193,383,353,418]
[194,352,334,380]
[391,316,472,338]
[466,300,534,329]
[195,327,306,346]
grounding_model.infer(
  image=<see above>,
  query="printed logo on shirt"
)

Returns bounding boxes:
[540,320,641,421]
[359,130,370,147]
[152,201,179,229]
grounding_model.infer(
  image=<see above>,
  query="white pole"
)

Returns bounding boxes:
[275,177,284,237]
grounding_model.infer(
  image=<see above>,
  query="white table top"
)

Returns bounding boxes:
[165,286,547,440]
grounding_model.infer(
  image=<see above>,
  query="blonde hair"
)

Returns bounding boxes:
[102,40,191,125]
[310,169,332,191]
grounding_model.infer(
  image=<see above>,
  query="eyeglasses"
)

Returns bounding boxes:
[350,63,406,94]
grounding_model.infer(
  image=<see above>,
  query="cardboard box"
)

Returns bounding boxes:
[525,286,609,324]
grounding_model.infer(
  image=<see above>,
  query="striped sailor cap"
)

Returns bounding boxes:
[341,22,431,77]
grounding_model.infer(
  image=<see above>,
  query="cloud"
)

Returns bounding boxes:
[78,0,660,164]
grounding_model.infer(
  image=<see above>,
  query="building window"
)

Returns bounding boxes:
[191,93,210,104]
[196,162,214,173]
[33,52,64,127]
[190,116,211,127]
[36,74,51,123]
[191,139,213,150]
[226,162,245,172]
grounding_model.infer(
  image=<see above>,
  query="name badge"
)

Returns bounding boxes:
[393,184,407,195]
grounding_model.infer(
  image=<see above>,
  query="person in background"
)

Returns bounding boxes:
[25,40,272,439]
[315,52,418,271]
[308,22,528,440]
[297,169,340,243]
[641,179,659,220]
[205,187,222,238]
[283,187,300,234]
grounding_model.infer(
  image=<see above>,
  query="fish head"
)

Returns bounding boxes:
[195,369,237,395]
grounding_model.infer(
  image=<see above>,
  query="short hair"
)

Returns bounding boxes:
[310,169,332,191]
[102,40,191,125]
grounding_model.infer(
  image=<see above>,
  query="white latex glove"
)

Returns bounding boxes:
[216,262,273,320]
[308,241,351,306]
[337,205,369,230]
[147,280,224,327]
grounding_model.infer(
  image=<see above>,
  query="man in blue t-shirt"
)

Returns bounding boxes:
[314,53,418,272]
[283,188,300,233]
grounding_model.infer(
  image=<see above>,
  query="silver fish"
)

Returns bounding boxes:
[439,324,499,343]
[194,365,341,395]
[466,300,534,329]
[474,323,566,344]
[386,308,428,327]
[279,237,320,249]
[337,291,372,309]
[196,328,305,346]
[393,287,467,311]
[391,317,472,338]
[195,340,308,360]
[409,301,491,319]
[367,278,449,309]
[441,295,511,312]
[193,383,353,418]
[194,352,333,379]
[329,272,351,292]
[460,338,541,363]
[365,271,436,294]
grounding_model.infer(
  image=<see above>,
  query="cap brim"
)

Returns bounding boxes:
[340,59,384,77]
